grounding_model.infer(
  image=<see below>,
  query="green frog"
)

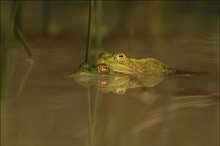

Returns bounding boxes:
[96,52,175,75]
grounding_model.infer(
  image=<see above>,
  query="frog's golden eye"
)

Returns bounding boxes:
[114,88,126,95]
[98,64,110,73]
[115,53,126,62]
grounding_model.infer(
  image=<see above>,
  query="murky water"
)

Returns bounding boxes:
[1,1,219,146]
[2,35,219,146]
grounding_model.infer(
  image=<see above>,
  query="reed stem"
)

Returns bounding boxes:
[15,24,33,58]
[0,32,10,101]
[12,0,33,59]
[95,0,102,55]
[1,15,10,146]
[85,0,94,63]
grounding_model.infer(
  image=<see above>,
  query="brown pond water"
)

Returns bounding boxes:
[1,1,219,146]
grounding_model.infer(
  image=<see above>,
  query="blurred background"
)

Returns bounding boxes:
[1,1,219,146]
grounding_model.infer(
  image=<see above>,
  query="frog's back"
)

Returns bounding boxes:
[130,58,174,74]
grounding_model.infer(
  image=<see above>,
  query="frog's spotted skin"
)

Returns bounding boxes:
[96,52,175,75]
[75,63,115,76]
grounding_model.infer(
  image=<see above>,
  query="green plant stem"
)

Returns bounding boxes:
[15,24,33,58]
[0,26,10,146]
[12,0,33,59]
[95,0,102,55]
[1,3,16,145]
[15,1,22,30]
[85,0,94,63]
[11,0,20,37]
[0,31,10,101]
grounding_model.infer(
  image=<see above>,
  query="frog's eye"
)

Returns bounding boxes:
[98,64,110,73]
[114,88,126,95]
[115,53,126,62]
[97,79,109,88]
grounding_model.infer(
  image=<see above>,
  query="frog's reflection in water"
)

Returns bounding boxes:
[73,67,168,95]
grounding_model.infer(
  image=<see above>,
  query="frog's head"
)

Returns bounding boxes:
[74,63,97,76]
[74,63,112,77]
[96,52,137,74]
[73,63,113,87]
